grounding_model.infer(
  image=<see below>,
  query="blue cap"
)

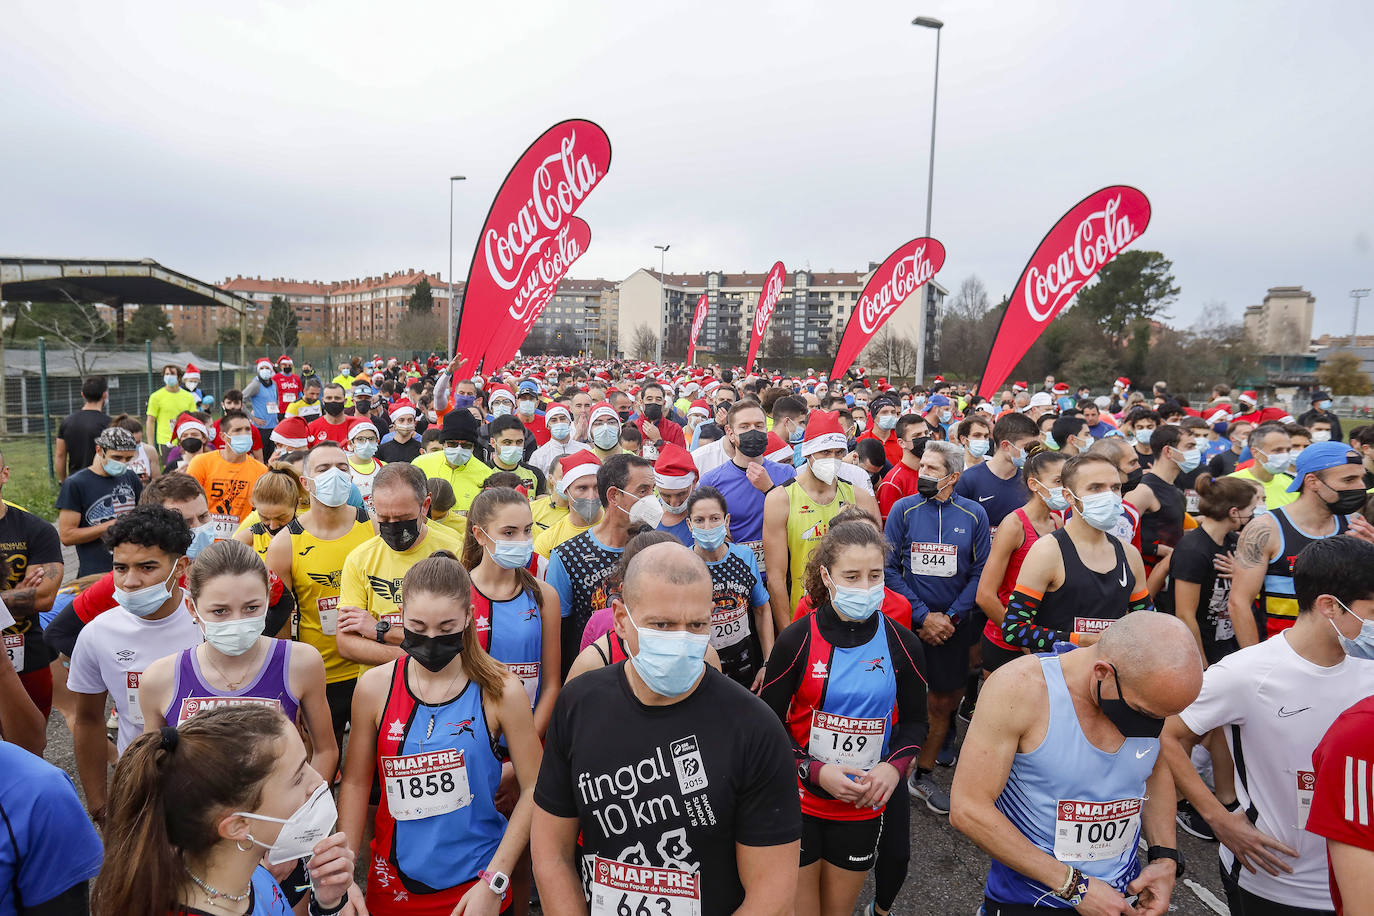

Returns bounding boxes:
[925,394,952,410]
[518,379,541,395]
[1286,440,1363,491]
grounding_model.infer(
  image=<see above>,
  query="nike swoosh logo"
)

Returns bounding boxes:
[1135,748,1151,758]
[1119,567,1129,587]
[978,495,995,502]
[1277,706,1311,718]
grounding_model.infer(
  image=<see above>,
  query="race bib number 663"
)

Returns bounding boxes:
[589,857,701,916]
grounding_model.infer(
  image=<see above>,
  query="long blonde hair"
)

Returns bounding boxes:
[401,551,508,698]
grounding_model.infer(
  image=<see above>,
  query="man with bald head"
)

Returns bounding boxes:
[533,542,802,916]
[951,613,1202,915]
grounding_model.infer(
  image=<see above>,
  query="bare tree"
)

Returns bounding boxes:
[14,293,114,377]
[396,313,444,352]
[629,324,658,361]
[862,327,919,381]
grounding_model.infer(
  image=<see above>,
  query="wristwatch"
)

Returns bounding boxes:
[479,869,510,896]
[1147,845,1186,878]
[375,620,391,644]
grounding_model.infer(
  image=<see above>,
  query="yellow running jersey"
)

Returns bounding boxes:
[340,523,464,638]
[786,479,856,610]
[288,509,373,684]
[530,495,568,533]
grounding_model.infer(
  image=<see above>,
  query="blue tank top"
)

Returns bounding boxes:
[373,659,506,894]
[249,381,278,430]
[986,655,1159,907]
[474,585,543,708]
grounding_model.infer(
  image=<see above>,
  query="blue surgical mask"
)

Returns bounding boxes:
[1134,429,1153,447]
[103,458,127,477]
[498,445,523,466]
[309,467,353,508]
[939,409,952,424]
[967,439,990,458]
[229,434,253,455]
[1041,486,1071,512]
[1070,489,1122,532]
[876,414,898,431]
[1331,598,1374,660]
[186,523,216,559]
[1176,448,1201,473]
[592,425,620,451]
[454,395,475,409]
[691,522,728,551]
[352,440,378,460]
[626,609,709,697]
[789,424,806,444]
[483,532,534,570]
[445,446,472,467]
[115,564,179,618]
[1319,400,1332,411]
[1011,446,1028,469]
[550,421,572,441]
[827,574,883,622]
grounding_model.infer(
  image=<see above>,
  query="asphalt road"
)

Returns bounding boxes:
[40,711,1233,915]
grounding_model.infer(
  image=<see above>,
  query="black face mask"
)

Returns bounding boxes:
[736,429,768,458]
[181,438,204,453]
[643,403,663,422]
[1096,664,1164,739]
[378,517,421,552]
[908,436,929,458]
[616,409,633,423]
[1124,468,1144,490]
[354,399,372,414]
[1322,483,1368,516]
[916,474,941,498]
[401,628,464,673]
[323,401,346,417]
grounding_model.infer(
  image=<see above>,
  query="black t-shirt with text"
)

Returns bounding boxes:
[0,503,64,671]
[55,469,142,576]
[534,664,801,916]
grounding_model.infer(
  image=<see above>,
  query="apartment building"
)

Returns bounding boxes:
[1243,286,1316,355]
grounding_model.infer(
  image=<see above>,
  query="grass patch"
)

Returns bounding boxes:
[2,437,58,522]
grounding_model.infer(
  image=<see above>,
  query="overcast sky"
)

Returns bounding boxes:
[3,0,1371,337]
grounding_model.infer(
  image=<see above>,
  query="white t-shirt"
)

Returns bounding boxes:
[67,595,203,753]
[1179,631,1374,909]
[691,438,730,475]
[530,437,581,476]
[835,460,874,495]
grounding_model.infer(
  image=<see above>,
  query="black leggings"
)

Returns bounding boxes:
[873,776,911,911]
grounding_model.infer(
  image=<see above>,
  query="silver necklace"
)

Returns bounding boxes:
[184,865,251,904]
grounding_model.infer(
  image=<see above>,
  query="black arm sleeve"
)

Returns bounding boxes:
[882,619,930,773]
[23,881,90,916]
[262,587,297,638]
[757,618,810,730]
[41,605,84,659]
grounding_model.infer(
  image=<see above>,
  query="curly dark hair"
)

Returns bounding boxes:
[103,505,193,556]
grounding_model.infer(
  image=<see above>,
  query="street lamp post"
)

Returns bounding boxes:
[912,15,943,386]
[655,244,670,363]
[1352,288,1371,348]
[448,175,466,360]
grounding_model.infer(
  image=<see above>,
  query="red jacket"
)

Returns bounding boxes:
[859,429,905,467]
[636,417,686,448]
[876,462,922,521]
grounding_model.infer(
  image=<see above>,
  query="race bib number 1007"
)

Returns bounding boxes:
[1053,798,1142,861]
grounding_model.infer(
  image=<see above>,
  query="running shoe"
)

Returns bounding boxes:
[1176,799,1217,841]
[908,772,951,815]
[958,696,977,724]
[936,728,958,767]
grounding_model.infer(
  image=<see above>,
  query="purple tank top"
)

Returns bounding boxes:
[164,638,300,725]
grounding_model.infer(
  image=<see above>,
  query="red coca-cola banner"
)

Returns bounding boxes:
[482,217,592,370]
[829,238,946,382]
[453,119,612,379]
[685,293,709,365]
[976,186,1151,399]
[745,261,786,373]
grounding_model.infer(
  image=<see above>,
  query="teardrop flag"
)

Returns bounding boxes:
[829,238,945,382]
[976,186,1151,399]
[745,261,786,373]
[686,293,709,366]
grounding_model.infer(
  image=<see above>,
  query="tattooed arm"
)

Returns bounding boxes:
[0,561,63,617]
[1228,514,1277,648]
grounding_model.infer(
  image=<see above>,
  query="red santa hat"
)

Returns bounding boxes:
[1052,382,1070,394]
[764,431,792,464]
[487,384,515,406]
[1202,405,1233,425]
[1012,380,1028,393]
[557,449,602,490]
[1114,376,1131,391]
[589,401,620,429]
[653,444,697,490]
[544,404,572,424]
[347,421,378,442]
[389,399,417,421]
[800,410,848,458]
[687,399,710,419]
[184,363,200,378]
[174,415,208,441]
[256,357,273,369]
[1238,390,1258,406]
[278,354,293,364]
[270,416,311,449]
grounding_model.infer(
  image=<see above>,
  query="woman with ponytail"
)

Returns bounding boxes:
[461,487,562,735]
[235,464,307,557]
[93,705,355,916]
[1172,475,1263,665]
[337,552,542,916]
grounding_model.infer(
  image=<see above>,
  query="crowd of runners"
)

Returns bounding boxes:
[5,353,1374,915]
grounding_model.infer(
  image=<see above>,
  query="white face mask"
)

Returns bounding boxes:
[626,492,665,529]
[199,614,265,656]
[809,457,841,484]
[235,779,337,865]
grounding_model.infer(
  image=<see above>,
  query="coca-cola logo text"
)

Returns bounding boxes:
[690,294,709,339]
[509,221,586,323]
[857,246,935,335]
[484,130,603,293]
[1023,195,1141,322]
[754,264,785,336]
